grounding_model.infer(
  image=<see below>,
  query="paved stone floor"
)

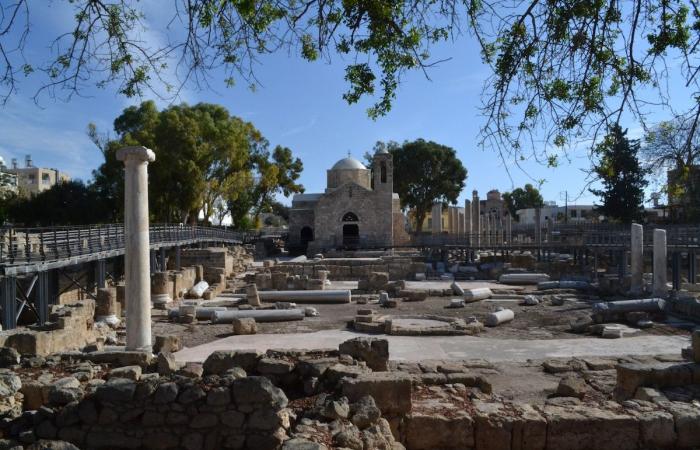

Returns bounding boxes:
[174,329,689,363]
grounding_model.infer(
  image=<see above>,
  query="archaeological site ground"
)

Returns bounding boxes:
[0,182,699,450]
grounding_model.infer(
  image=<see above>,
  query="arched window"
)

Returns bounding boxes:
[342,212,359,222]
[380,162,387,183]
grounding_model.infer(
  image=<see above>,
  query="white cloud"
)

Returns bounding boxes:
[281,116,318,137]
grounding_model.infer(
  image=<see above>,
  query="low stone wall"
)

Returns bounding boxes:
[273,256,425,281]
[177,247,233,275]
[8,375,290,450]
[3,337,700,450]
[400,397,699,450]
[0,300,97,356]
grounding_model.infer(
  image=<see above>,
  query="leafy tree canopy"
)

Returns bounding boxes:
[375,139,467,231]
[590,125,649,224]
[502,184,544,219]
[5,180,116,226]
[91,100,303,225]
[4,1,699,165]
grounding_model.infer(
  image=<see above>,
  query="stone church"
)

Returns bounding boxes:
[288,149,408,254]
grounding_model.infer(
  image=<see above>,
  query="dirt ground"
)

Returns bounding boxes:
[152,283,692,350]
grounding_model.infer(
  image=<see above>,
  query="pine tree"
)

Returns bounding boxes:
[590,125,649,224]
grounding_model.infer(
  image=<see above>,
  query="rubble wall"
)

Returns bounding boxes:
[272,256,424,281]
[0,300,97,356]
[10,376,290,450]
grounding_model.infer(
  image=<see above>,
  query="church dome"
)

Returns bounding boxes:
[331,157,366,170]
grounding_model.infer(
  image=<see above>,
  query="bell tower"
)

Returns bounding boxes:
[372,148,393,192]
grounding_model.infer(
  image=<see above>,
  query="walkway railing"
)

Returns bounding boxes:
[0,224,251,270]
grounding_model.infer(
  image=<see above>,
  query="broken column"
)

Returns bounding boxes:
[95,287,120,326]
[485,308,514,326]
[259,289,351,303]
[151,272,172,308]
[630,223,644,295]
[247,284,261,307]
[117,146,155,352]
[653,228,668,298]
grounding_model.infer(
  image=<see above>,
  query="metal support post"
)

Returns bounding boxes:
[150,250,157,274]
[672,252,681,291]
[174,246,181,270]
[94,259,106,290]
[1,276,17,330]
[37,271,50,325]
[689,252,697,284]
[158,247,167,271]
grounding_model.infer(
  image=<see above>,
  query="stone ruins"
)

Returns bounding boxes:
[0,147,699,450]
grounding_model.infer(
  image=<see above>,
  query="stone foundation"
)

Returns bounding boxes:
[0,300,97,356]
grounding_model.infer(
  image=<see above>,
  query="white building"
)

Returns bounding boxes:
[516,204,601,225]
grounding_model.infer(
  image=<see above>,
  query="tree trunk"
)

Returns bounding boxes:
[415,209,427,232]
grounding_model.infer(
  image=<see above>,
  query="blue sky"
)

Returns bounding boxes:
[0,2,686,208]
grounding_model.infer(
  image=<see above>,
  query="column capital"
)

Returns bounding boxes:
[117,146,156,163]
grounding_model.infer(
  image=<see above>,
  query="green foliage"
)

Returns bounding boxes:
[589,125,649,224]
[248,145,304,226]
[6,181,116,226]
[502,184,544,219]
[92,101,303,226]
[378,139,467,230]
[5,1,700,166]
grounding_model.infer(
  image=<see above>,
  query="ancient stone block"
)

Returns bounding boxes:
[405,413,474,450]
[338,337,389,371]
[342,373,412,415]
[232,318,257,335]
[543,405,639,450]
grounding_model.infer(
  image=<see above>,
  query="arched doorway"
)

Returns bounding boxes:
[300,226,314,252]
[342,212,359,248]
[343,224,359,247]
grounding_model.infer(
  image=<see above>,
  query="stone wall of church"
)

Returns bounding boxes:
[287,208,315,247]
[309,184,393,253]
[326,169,371,190]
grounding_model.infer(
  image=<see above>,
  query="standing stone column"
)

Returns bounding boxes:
[464,199,472,243]
[534,207,542,247]
[431,203,442,234]
[450,206,459,236]
[117,146,155,351]
[484,211,491,246]
[506,214,512,244]
[472,191,480,247]
[653,229,668,298]
[630,223,644,295]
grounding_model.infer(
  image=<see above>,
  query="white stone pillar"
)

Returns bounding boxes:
[452,208,458,235]
[484,212,491,246]
[653,229,668,298]
[431,203,442,234]
[630,223,644,295]
[506,214,512,244]
[535,207,542,247]
[117,146,156,351]
[472,191,480,247]
[464,199,472,242]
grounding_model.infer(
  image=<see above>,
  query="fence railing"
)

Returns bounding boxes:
[0,224,251,267]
